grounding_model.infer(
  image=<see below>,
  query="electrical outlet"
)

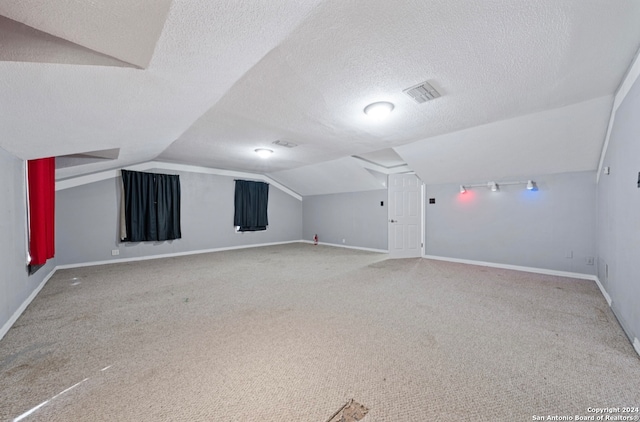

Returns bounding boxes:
[342,239,346,244]
[111,249,120,256]
[586,257,594,265]
[565,251,573,259]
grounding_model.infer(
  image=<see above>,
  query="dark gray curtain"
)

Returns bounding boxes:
[234,180,269,232]
[122,170,181,242]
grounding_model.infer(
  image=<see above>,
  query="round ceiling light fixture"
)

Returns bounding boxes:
[363,101,394,120]
[254,148,273,158]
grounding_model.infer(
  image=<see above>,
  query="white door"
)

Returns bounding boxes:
[388,173,423,258]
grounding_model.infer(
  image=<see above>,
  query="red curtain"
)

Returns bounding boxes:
[28,157,55,266]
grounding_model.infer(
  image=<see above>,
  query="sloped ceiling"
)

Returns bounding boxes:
[0,0,172,68]
[0,15,137,67]
[396,96,614,185]
[270,156,387,197]
[1,0,639,195]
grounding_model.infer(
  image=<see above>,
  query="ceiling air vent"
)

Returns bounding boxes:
[403,81,440,104]
[272,140,298,148]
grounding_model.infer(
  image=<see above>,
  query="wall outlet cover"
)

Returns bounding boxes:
[111,249,120,256]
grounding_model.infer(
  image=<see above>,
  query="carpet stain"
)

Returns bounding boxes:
[19,355,69,384]
[326,399,369,422]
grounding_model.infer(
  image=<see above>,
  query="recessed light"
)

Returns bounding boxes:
[364,101,394,120]
[254,148,273,158]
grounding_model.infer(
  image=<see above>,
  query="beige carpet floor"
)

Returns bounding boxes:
[1,244,639,421]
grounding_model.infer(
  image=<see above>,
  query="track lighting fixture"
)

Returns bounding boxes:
[458,180,536,193]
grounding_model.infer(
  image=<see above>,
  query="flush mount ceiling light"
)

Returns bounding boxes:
[363,101,394,120]
[254,148,273,158]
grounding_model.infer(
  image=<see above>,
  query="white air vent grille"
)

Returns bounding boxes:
[272,140,298,148]
[403,81,440,104]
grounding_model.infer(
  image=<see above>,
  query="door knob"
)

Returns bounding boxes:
[389,219,397,223]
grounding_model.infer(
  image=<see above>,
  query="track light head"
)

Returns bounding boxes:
[460,185,466,194]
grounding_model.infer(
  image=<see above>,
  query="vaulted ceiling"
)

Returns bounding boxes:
[1,1,639,195]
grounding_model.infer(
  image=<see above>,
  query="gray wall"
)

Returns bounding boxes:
[0,148,56,336]
[425,171,596,275]
[56,169,303,265]
[597,72,640,344]
[303,189,387,250]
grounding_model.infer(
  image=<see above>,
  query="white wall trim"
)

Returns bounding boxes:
[300,239,388,254]
[634,338,640,357]
[350,155,411,175]
[55,161,302,201]
[592,276,612,307]
[597,46,640,183]
[0,269,56,341]
[56,240,302,270]
[423,254,597,281]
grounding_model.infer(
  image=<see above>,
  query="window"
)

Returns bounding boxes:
[121,170,181,242]
[234,180,269,232]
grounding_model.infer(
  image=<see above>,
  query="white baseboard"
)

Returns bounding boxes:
[0,269,57,341]
[300,239,387,254]
[634,338,640,357]
[422,255,619,310]
[423,254,597,281]
[56,240,302,269]
[592,276,612,306]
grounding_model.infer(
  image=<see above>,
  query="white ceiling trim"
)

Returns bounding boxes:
[55,161,302,201]
[350,156,410,175]
[596,45,640,183]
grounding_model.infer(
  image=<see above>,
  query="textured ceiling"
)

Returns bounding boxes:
[1,0,639,194]
[0,0,172,67]
[0,16,136,67]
